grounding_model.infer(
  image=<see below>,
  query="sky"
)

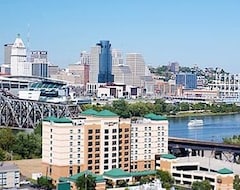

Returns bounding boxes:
[0,0,240,73]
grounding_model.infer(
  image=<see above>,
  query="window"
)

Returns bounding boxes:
[70,148,73,152]
[112,153,116,157]
[104,166,108,170]
[88,160,92,164]
[78,147,80,152]
[88,154,92,158]
[125,128,129,132]
[70,142,73,146]
[113,135,117,139]
[88,148,93,152]
[88,136,92,140]
[112,147,116,151]
[70,129,73,134]
[104,147,109,151]
[96,147,100,151]
[78,154,80,158]
[88,129,93,134]
[50,129,53,132]
[145,127,147,131]
[88,166,92,170]
[78,141,80,146]
[95,160,100,164]
[50,135,52,139]
[112,141,117,145]
[104,141,109,146]
[125,134,129,138]
[96,129,100,133]
[104,135,109,140]
[105,129,109,134]
[112,129,117,133]
[149,127,151,131]
[95,165,99,170]
[96,135,100,139]
[104,153,108,158]
[78,129,81,133]
[70,136,73,140]
[88,142,92,146]
[112,159,116,163]
[78,135,81,140]
[95,153,100,157]
[125,140,129,143]
[96,141,100,146]
[69,160,73,165]
[104,159,108,164]
[69,154,72,158]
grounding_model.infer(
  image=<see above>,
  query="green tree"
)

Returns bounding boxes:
[111,99,130,118]
[156,170,174,189]
[75,174,96,190]
[192,180,211,190]
[0,148,6,161]
[234,175,240,190]
[0,128,14,151]
[37,176,53,190]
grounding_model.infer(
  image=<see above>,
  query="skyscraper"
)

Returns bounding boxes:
[10,34,31,76]
[176,73,197,89]
[97,40,114,83]
[4,43,13,66]
[31,51,48,77]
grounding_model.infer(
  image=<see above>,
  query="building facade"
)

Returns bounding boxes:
[42,110,168,183]
[97,41,114,83]
[31,51,48,78]
[0,162,20,188]
[176,73,197,89]
[10,34,32,76]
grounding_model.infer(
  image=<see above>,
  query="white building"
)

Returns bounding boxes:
[0,162,20,188]
[131,114,169,171]
[89,46,101,83]
[10,34,32,76]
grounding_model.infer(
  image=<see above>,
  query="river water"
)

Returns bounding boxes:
[168,113,240,142]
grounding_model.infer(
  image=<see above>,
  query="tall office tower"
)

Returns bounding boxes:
[10,34,32,76]
[89,46,101,83]
[169,62,179,73]
[31,51,48,77]
[126,53,146,86]
[112,65,132,85]
[130,114,168,171]
[176,73,197,89]
[4,44,13,66]
[97,40,114,83]
[80,51,90,65]
[112,49,124,65]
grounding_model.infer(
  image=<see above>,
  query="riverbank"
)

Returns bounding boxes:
[167,110,240,118]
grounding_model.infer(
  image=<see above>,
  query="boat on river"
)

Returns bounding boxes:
[188,119,203,127]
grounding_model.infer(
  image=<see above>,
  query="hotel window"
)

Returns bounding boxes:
[50,147,52,151]
[162,143,164,147]
[125,140,129,143]
[149,127,151,131]
[125,134,129,138]
[70,148,73,152]
[104,135,109,140]
[112,159,116,163]
[96,141,100,146]
[148,150,151,153]
[149,132,151,136]
[162,132,164,136]
[50,141,52,145]
[78,148,80,152]
[70,129,73,134]
[96,147,100,151]
[95,166,99,170]
[112,147,116,151]
[158,126,161,130]
[88,136,93,140]
[78,141,80,146]
[104,147,109,151]
[113,135,117,139]
[162,149,165,153]
[70,135,73,140]
[104,159,108,164]
[144,138,147,143]
[78,135,81,140]
[144,144,147,148]
[144,150,147,154]
[96,135,100,139]
[95,153,100,157]
[135,144,138,148]
[158,132,161,136]
[145,127,147,131]
[148,155,151,159]
[88,160,92,164]
[104,154,108,158]
[112,141,117,145]
[88,129,93,134]
[104,166,108,170]
[124,164,128,167]
[112,129,117,133]
[149,144,151,148]
[135,150,137,154]
[112,153,116,157]
[112,165,116,168]
[125,128,129,132]
[88,166,92,170]
[69,160,73,165]
[135,133,138,137]
[124,152,128,155]
[69,154,72,158]
[124,146,128,150]
[96,129,100,133]
[124,158,128,161]
[162,137,164,141]
[78,154,80,158]
[50,129,53,132]
[78,129,81,133]
[149,138,151,142]
[50,134,52,139]
[105,129,109,134]
[88,148,93,152]
[50,153,52,157]
[88,154,92,158]
[70,142,73,146]
[95,160,100,164]
[104,142,109,146]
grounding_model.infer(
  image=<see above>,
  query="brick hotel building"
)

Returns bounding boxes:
[42,109,168,183]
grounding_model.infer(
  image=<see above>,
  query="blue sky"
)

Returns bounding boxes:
[1,0,240,73]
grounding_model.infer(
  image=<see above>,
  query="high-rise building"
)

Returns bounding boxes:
[176,73,197,89]
[89,46,101,83]
[97,41,114,83]
[112,49,124,66]
[80,51,90,65]
[169,62,180,73]
[42,110,168,183]
[10,34,31,76]
[126,53,147,87]
[31,51,48,77]
[4,43,13,66]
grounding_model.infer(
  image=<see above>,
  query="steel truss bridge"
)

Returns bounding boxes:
[0,90,81,128]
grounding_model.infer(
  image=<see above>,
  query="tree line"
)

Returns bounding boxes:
[82,99,240,118]
[0,124,42,161]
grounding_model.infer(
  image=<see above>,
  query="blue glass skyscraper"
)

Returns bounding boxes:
[97,40,114,83]
[176,73,197,89]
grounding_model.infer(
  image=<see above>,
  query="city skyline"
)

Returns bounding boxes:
[1,0,240,73]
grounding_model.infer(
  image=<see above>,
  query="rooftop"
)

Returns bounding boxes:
[0,162,19,171]
[43,117,72,123]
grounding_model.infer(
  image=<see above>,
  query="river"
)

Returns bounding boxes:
[168,113,240,142]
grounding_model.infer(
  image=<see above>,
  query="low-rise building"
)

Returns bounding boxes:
[0,162,20,188]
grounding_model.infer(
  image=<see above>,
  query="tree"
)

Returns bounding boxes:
[37,176,53,190]
[76,174,96,190]
[192,180,211,190]
[234,175,240,190]
[0,128,15,151]
[0,148,5,161]
[156,170,174,189]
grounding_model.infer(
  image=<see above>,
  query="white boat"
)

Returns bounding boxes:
[188,119,203,127]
